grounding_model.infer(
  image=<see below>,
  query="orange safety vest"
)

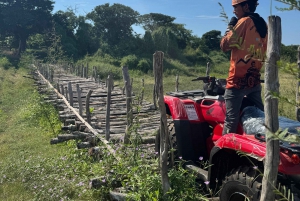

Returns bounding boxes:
[220,16,268,89]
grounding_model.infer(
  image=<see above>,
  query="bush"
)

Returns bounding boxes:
[137,59,151,73]
[0,57,13,69]
[120,55,138,70]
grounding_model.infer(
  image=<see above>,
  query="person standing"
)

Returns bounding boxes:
[220,0,268,135]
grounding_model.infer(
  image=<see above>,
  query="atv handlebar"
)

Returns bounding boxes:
[191,76,211,82]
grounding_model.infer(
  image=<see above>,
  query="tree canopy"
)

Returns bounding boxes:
[0,0,54,55]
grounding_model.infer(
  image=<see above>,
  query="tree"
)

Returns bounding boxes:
[138,13,175,33]
[75,16,99,57]
[87,3,139,54]
[52,10,79,59]
[200,30,222,53]
[276,0,300,10]
[0,0,54,56]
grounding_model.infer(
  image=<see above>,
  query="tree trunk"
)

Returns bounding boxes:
[17,34,27,56]
[260,16,281,201]
[153,51,170,197]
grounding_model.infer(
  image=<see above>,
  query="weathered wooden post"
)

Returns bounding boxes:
[65,86,68,100]
[56,83,60,93]
[60,85,64,96]
[175,74,179,92]
[76,84,83,116]
[68,82,74,107]
[82,64,84,78]
[86,63,89,79]
[153,51,170,196]
[86,90,93,124]
[206,62,210,77]
[260,16,281,201]
[140,78,144,105]
[296,46,300,121]
[153,85,157,110]
[122,66,133,144]
[106,75,113,141]
[98,75,101,86]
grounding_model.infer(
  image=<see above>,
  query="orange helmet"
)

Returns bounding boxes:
[232,0,247,5]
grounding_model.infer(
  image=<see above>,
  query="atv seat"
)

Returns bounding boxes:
[241,106,300,135]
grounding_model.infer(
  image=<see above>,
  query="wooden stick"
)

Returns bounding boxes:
[76,84,83,116]
[153,51,170,196]
[261,16,281,201]
[122,66,133,144]
[106,75,113,141]
[68,82,74,107]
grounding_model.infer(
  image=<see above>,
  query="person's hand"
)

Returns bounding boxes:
[224,17,238,36]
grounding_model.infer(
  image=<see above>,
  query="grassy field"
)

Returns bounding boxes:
[0,66,108,201]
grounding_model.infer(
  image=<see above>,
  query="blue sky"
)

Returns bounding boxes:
[53,0,300,46]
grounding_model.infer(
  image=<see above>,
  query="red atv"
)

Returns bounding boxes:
[159,76,300,201]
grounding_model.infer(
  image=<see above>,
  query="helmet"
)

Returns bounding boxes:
[232,0,247,5]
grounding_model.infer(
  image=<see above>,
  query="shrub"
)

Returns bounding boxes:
[137,59,151,73]
[120,55,138,70]
[0,57,13,69]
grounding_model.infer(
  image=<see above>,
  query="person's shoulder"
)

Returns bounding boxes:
[239,16,252,24]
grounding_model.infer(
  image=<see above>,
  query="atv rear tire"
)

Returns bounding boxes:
[154,122,178,168]
[219,166,262,201]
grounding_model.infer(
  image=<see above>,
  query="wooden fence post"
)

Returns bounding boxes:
[86,63,89,79]
[86,90,93,124]
[106,75,113,141]
[76,84,83,116]
[65,86,68,100]
[140,78,144,105]
[122,66,133,144]
[153,85,157,110]
[60,85,64,96]
[296,46,300,121]
[260,16,281,201]
[68,82,74,107]
[206,62,210,77]
[175,74,179,92]
[153,51,170,197]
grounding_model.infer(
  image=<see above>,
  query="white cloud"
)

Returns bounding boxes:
[196,15,220,19]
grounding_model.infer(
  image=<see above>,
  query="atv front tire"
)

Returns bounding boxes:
[219,166,262,201]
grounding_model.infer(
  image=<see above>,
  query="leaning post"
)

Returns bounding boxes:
[153,51,170,197]
[260,16,281,201]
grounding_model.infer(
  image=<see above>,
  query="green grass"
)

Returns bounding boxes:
[0,66,107,201]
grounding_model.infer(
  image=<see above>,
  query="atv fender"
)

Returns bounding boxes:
[164,96,189,120]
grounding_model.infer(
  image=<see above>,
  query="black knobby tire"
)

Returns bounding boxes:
[219,166,262,201]
[154,122,178,168]
[219,166,299,201]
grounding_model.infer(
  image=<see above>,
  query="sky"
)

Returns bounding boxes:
[53,0,300,46]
